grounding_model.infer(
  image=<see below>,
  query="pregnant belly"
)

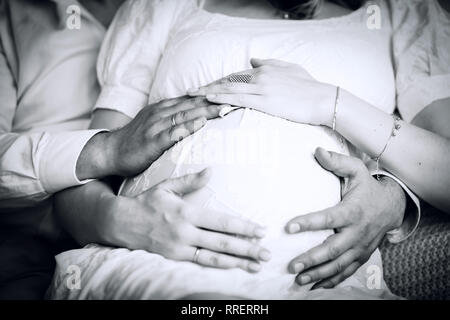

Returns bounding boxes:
[120,109,349,279]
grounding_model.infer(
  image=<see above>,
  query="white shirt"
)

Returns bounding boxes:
[0,0,105,238]
[96,0,420,243]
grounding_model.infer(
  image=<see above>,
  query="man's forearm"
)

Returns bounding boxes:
[54,179,117,246]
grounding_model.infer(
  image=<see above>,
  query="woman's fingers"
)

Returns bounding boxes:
[189,83,263,97]
[190,247,263,273]
[191,228,271,262]
[294,248,359,286]
[288,231,355,274]
[191,207,267,239]
[206,93,263,109]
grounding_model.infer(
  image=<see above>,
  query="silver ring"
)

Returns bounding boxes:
[193,248,201,263]
[171,115,177,126]
[227,73,253,83]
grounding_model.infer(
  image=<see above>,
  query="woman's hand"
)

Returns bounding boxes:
[102,168,271,273]
[77,96,225,179]
[188,58,336,126]
[285,148,406,288]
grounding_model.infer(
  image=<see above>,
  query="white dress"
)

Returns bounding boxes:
[49,0,399,299]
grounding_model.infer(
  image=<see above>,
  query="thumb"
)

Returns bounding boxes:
[314,147,366,179]
[159,168,211,196]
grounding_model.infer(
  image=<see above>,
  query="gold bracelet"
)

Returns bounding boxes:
[374,115,402,174]
[332,86,340,131]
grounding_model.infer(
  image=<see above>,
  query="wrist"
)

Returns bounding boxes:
[379,176,407,230]
[76,131,116,180]
[95,193,125,246]
[319,83,339,127]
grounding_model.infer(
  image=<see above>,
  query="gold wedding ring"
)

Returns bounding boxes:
[193,248,201,263]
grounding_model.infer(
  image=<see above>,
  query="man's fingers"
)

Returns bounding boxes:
[190,247,263,273]
[311,261,362,289]
[156,116,206,151]
[294,249,359,286]
[314,147,367,179]
[158,168,211,196]
[286,204,348,234]
[191,229,271,262]
[288,231,355,274]
[206,93,263,109]
[192,208,267,239]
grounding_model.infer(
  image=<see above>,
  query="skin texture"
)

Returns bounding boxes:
[189,59,410,286]
[58,1,415,289]
[286,148,405,288]
[194,58,450,212]
[58,96,271,271]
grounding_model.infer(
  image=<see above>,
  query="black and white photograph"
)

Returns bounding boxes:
[0,0,449,306]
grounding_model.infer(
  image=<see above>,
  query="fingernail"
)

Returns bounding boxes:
[206,94,217,100]
[298,275,311,285]
[187,87,198,94]
[294,262,304,273]
[259,249,271,261]
[248,262,261,273]
[254,227,267,238]
[288,223,300,233]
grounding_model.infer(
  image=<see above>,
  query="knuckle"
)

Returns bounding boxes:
[208,254,221,267]
[327,245,341,260]
[218,216,230,231]
[177,110,189,122]
[162,244,176,258]
[218,239,230,251]
[335,260,345,273]
[325,212,335,228]
[145,127,157,140]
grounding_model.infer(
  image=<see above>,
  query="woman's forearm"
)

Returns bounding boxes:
[335,89,450,213]
[54,180,117,246]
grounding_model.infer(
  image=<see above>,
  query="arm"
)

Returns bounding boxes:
[0,34,103,210]
[55,105,272,273]
[334,90,450,213]
[194,58,450,213]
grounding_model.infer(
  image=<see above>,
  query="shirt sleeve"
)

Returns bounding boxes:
[0,36,105,210]
[371,170,421,244]
[94,0,196,119]
[391,0,450,122]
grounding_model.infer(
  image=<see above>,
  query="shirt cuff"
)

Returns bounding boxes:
[371,170,421,244]
[38,129,108,194]
[94,85,148,119]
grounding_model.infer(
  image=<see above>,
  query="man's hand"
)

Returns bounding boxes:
[285,148,406,288]
[101,168,271,273]
[77,96,225,179]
